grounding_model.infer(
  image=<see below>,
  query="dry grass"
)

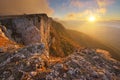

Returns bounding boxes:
[0,34,20,52]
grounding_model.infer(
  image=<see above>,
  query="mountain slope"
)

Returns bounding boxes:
[49,20,120,61]
[49,21,79,57]
[66,30,120,61]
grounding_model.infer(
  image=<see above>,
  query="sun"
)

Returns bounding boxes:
[88,16,96,22]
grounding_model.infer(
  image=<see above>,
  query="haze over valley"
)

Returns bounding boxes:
[61,20,120,60]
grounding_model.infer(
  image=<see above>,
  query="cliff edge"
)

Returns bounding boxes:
[0,14,119,80]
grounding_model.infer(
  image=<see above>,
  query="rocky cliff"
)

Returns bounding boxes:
[0,14,51,50]
[0,14,119,80]
[0,14,77,57]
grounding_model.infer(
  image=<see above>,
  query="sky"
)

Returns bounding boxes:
[0,0,53,16]
[48,0,120,21]
[0,0,120,21]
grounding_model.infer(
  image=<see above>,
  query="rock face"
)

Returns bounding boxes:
[0,14,51,49]
[0,25,19,52]
[0,14,52,79]
[0,14,77,57]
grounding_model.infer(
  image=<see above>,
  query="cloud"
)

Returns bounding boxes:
[97,8,106,14]
[0,0,54,16]
[64,10,92,21]
[63,0,116,21]
[70,0,83,8]
[70,0,115,8]
[97,0,106,8]
[70,0,96,8]
[96,0,115,14]
[96,0,115,7]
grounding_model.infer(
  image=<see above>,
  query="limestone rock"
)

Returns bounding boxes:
[0,14,51,48]
[0,43,49,80]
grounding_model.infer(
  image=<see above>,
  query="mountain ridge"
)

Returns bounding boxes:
[0,14,119,80]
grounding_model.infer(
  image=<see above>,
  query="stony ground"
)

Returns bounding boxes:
[0,44,119,80]
[45,48,120,80]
